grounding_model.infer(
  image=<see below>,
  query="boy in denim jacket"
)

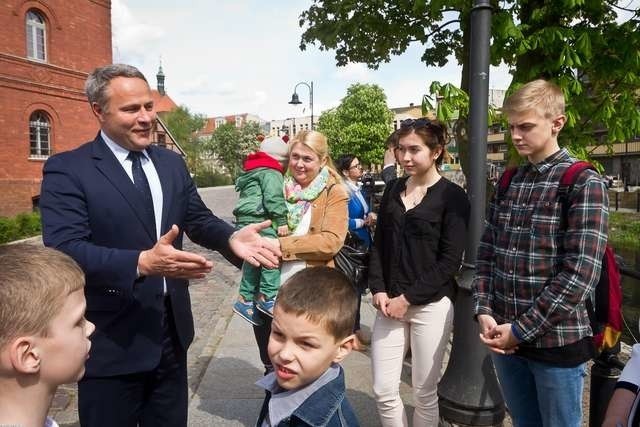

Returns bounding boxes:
[256,267,360,426]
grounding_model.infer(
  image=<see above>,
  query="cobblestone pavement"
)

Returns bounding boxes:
[49,186,242,426]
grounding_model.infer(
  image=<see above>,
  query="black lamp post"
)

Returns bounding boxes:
[288,81,314,130]
[438,1,506,426]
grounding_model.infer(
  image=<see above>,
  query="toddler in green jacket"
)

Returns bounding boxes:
[233,135,290,324]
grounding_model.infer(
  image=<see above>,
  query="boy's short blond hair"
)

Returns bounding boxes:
[276,267,357,341]
[503,79,565,119]
[0,244,84,348]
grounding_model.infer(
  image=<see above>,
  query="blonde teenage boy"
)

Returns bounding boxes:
[0,244,95,427]
[473,79,608,427]
[255,267,360,426]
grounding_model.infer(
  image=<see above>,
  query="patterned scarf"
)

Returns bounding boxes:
[284,167,330,231]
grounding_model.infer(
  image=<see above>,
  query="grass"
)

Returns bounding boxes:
[0,212,42,244]
[609,211,640,251]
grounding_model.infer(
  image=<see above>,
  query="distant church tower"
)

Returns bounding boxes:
[156,62,166,96]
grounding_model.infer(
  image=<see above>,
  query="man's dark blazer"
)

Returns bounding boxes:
[40,133,240,378]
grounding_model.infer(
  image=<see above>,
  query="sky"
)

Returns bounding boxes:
[111,0,514,121]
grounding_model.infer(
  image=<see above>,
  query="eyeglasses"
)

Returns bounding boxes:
[400,118,432,129]
[349,163,363,170]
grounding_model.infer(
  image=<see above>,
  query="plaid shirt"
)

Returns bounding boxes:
[473,149,609,348]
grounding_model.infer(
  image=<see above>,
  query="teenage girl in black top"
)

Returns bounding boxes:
[368,118,470,426]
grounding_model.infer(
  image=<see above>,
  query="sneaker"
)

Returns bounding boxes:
[255,297,275,317]
[233,300,263,326]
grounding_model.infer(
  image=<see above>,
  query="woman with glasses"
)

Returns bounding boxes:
[369,118,470,426]
[336,154,376,350]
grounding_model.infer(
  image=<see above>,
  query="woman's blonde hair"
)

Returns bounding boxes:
[289,130,339,175]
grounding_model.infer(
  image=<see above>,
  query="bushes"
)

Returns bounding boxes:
[609,212,640,251]
[194,169,233,188]
[0,212,42,244]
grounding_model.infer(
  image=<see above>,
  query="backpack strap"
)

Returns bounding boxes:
[557,161,596,226]
[496,167,518,201]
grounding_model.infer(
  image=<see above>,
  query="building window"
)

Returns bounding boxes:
[29,111,51,158]
[157,133,166,147]
[235,115,243,127]
[215,118,225,128]
[26,10,46,61]
[498,144,509,152]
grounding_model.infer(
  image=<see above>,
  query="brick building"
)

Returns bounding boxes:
[0,0,112,216]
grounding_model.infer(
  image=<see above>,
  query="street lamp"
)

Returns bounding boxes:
[288,81,313,130]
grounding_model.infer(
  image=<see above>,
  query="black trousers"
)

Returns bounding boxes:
[78,299,188,427]
[252,309,273,375]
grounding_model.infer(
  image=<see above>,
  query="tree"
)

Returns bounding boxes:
[206,121,262,179]
[317,83,394,165]
[161,105,206,173]
[300,1,640,170]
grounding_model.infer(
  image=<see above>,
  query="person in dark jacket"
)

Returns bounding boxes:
[233,136,290,323]
[256,267,360,427]
[381,129,400,185]
[368,118,469,426]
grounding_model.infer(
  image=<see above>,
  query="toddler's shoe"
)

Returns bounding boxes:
[233,300,263,326]
[256,297,275,318]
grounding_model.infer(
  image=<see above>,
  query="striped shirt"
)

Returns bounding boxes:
[473,149,609,349]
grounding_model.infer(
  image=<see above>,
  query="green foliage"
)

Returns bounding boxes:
[162,105,207,174]
[193,168,234,188]
[162,105,206,145]
[205,121,262,179]
[299,0,469,69]
[0,212,41,244]
[316,83,394,165]
[299,0,640,168]
[609,211,640,251]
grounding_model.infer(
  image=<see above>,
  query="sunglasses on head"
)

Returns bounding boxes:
[400,118,432,129]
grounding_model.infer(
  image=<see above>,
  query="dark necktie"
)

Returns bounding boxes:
[128,151,156,234]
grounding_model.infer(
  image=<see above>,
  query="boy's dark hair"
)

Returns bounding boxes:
[276,267,357,341]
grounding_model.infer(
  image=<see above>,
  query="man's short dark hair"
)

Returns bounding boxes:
[85,64,148,110]
[276,267,357,341]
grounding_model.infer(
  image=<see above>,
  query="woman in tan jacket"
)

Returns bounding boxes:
[252,130,349,372]
[277,130,348,282]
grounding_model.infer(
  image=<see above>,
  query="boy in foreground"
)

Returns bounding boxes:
[256,267,360,426]
[0,244,95,427]
[472,79,608,426]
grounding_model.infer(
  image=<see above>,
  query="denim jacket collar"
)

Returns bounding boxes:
[288,367,346,426]
[257,365,353,427]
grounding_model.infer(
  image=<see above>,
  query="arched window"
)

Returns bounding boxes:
[29,111,51,158]
[26,10,46,61]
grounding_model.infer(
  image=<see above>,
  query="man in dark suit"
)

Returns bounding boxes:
[39,64,280,426]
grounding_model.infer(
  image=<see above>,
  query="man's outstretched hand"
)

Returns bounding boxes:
[230,220,282,268]
[138,225,213,279]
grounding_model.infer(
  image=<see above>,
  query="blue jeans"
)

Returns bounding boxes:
[491,354,586,427]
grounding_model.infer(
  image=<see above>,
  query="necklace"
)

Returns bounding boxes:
[404,186,428,207]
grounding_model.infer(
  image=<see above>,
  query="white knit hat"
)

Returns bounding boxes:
[260,136,289,162]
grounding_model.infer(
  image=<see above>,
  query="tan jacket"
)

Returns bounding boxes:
[279,172,348,267]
